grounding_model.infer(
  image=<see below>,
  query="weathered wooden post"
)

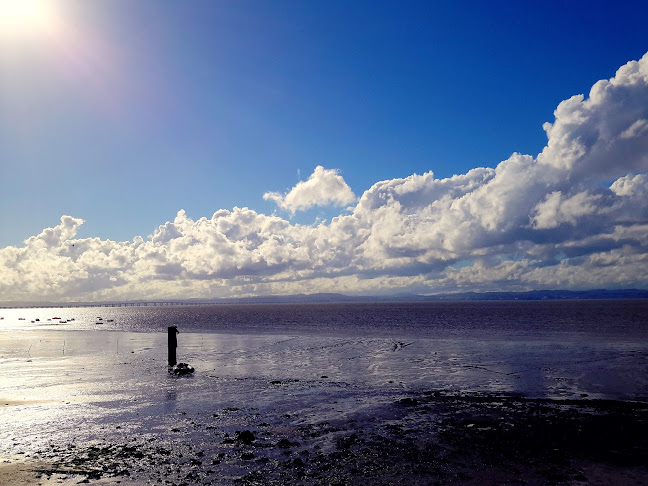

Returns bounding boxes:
[168,326,179,366]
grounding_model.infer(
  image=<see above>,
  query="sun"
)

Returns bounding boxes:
[0,0,59,37]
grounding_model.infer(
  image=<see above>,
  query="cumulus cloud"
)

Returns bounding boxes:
[538,54,648,177]
[2,52,648,302]
[610,173,648,196]
[24,215,84,250]
[530,191,603,229]
[264,165,356,214]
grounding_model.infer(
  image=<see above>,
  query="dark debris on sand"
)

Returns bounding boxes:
[28,391,648,485]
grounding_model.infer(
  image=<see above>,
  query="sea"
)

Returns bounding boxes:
[2,299,647,339]
[1,299,648,401]
[2,297,648,476]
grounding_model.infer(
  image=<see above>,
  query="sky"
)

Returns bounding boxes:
[1,0,647,302]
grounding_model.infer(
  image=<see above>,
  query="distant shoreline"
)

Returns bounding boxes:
[1,288,648,309]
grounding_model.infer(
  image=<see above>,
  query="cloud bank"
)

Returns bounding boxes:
[2,53,648,302]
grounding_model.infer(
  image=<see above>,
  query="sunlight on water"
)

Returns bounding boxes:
[1,300,647,461]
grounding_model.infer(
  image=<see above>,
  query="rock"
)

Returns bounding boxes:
[170,363,195,375]
[336,434,358,450]
[236,430,256,445]
[277,438,298,448]
[398,397,419,406]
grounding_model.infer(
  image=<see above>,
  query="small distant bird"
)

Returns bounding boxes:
[391,339,415,351]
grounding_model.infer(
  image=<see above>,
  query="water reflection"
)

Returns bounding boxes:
[164,389,177,413]
[173,332,648,400]
[2,330,647,411]
[1,327,647,465]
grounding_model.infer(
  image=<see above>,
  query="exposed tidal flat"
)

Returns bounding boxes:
[1,301,647,484]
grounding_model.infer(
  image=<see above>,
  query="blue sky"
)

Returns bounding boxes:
[1,0,647,301]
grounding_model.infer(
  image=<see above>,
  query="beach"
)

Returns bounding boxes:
[2,301,648,484]
[1,320,648,485]
[3,388,647,485]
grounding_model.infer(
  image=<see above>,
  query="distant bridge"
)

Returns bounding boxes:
[0,301,210,309]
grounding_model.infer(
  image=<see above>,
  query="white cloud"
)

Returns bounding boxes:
[620,119,648,139]
[538,53,648,177]
[530,191,602,229]
[264,165,356,214]
[610,173,648,197]
[24,215,84,249]
[2,52,648,302]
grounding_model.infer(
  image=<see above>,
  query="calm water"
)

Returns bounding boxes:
[0,300,648,341]
[1,300,648,407]
[0,302,647,485]
[1,299,647,340]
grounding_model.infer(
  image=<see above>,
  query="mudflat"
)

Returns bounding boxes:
[2,330,647,484]
[2,390,647,485]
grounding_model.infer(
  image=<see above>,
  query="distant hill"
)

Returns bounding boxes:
[2,289,647,308]
[414,289,648,301]
[215,289,648,303]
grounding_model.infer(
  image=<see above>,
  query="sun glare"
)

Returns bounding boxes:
[0,0,59,37]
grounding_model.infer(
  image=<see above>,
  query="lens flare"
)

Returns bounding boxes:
[0,0,59,37]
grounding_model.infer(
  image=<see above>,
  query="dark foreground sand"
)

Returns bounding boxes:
[2,390,647,485]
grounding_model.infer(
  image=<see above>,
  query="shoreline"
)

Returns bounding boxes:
[2,327,648,484]
[2,390,647,485]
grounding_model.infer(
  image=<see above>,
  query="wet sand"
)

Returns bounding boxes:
[3,390,647,485]
[2,330,647,484]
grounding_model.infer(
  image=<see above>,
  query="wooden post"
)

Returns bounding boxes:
[168,326,178,366]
